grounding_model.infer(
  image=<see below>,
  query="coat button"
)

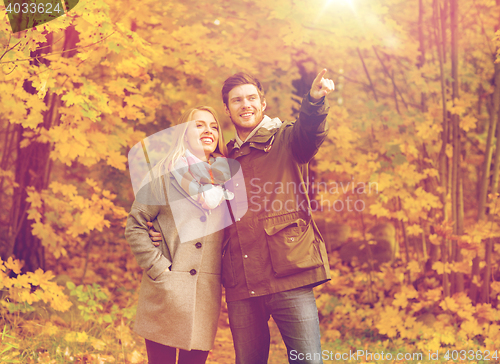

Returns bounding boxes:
[195,242,202,249]
[250,291,255,295]
[200,216,206,222]
[244,255,248,259]
[190,269,197,275]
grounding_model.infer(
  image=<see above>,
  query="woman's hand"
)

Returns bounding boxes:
[146,221,162,247]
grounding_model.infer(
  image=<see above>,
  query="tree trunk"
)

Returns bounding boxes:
[455,169,464,293]
[9,34,54,273]
[481,236,494,303]
[491,88,500,196]
[432,0,447,276]
[478,63,500,220]
[7,23,80,272]
[480,5,500,304]
[449,0,464,296]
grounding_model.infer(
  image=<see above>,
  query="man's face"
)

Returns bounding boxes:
[224,84,266,138]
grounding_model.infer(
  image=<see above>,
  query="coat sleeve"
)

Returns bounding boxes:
[125,199,172,280]
[287,93,330,164]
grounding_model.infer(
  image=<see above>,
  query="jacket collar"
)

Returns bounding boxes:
[234,115,282,147]
[228,116,282,156]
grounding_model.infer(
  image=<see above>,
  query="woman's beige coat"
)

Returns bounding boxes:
[125,174,226,351]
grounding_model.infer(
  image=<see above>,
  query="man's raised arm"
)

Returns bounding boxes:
[289,69,335,164]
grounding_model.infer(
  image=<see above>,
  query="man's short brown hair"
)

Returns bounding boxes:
[221,73,265,107]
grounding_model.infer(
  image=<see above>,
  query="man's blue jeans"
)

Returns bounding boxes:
[227,286,323,364]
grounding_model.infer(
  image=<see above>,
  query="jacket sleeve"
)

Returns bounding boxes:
[288,93,330,164]
[125,200,172,280]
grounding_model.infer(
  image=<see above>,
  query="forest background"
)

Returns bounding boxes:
[1,0,500,363]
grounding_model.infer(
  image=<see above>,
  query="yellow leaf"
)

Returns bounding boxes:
[128,350,144,364]
[93,354,116,363]
[107,150,127,170]
[369,202,391,218]
[20,139,31,148]
[461,319,482,337]
[429,234,440,245]
[460,114,477,132]
[432,261,444,274]
[424,168,439,178]
[41,322,59,336]
[406,224,423,236]
[393,291,409,308]
[26,189,43,208]
[115,322,135,347]
[58,142,71,158]
[408,261,421,275]
[425,288,442,302]
[5,257,23,274]
[475,303,497,322]
[440,296,459,312]
[322,329,341,341]
[440,330,456,345]
[65,331,89,343]
[90,337,107,351]
[86,178,98,188]
[491,281,500,293]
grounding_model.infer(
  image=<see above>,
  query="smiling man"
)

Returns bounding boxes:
[221,70,335,364]
[223,83,267,141]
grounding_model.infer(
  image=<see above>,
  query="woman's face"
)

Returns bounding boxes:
[184,110,219,161]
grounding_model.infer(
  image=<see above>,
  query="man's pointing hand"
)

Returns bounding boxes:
[309,69,335,103]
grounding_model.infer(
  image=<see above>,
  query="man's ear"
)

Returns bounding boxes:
[224,104,230,116]
[262,99,267,112]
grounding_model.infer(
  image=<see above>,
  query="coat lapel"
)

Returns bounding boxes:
[168,173,209,215]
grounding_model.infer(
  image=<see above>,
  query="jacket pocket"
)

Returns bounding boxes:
[149,268,172,283]
[264,218,323,278]
[221,245,237,288]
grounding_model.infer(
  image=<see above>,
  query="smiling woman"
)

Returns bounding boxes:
[125,105,234,364]
[184,111,220,162]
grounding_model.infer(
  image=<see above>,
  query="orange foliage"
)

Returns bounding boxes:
[1,0,500,362]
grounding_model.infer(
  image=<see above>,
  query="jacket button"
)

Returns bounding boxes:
[200,216,206,222]
[244,255,248,259]
[190,269,197,275]
[195,242,202,249]
[250,291,255,295]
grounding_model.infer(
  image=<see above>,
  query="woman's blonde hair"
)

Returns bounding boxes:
[150,106,226,203]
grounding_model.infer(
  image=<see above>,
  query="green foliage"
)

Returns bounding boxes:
[0,325,20,363]
[66,282,115,324]
[6,302,35,315]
